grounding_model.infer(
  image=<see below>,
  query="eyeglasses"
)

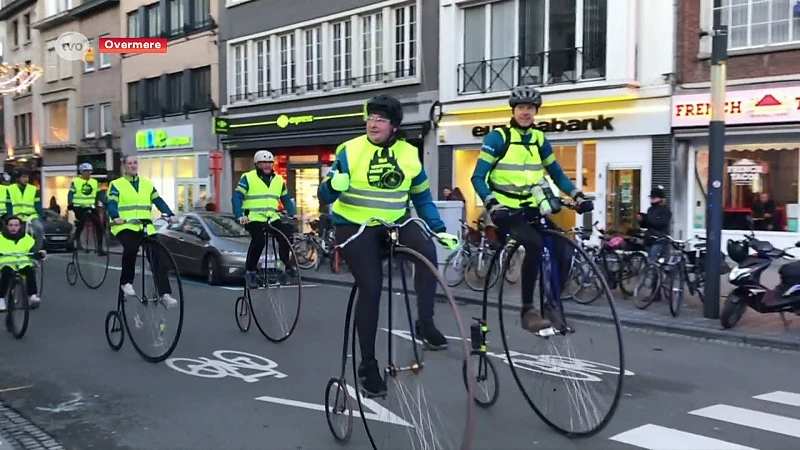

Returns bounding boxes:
[365,115,391,124]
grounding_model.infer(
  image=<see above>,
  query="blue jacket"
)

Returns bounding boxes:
[106,175,174,219]
[6,183,43,218]
[471,128,578,204]
[232,171,297,219]
[318,139,446,233]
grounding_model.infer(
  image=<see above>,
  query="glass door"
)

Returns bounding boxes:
[287,165,320,232]
[605,168,641,234]
[175,180,209,214]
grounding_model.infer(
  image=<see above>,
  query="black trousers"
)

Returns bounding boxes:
[495,214,573,309]
[0,266,37,297]
[74,207,104,247]
[335,222,438,362]
[245,221,293,272]
[117,230,171,295]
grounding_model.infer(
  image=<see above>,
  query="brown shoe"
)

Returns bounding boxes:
[521,309,552,333]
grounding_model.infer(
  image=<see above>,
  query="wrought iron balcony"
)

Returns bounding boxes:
[457,47,606,95]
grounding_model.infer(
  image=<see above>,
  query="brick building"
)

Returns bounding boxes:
[671,0,800,248]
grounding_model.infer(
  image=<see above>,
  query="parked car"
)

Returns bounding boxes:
[40,210,75,252]
[157,212,252,284]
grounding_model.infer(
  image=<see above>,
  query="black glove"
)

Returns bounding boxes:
[34,250,47,260]
[573,191,594,214]
[486,198,508,222]
[67,204,74,211]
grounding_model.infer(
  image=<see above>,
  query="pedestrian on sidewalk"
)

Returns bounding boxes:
[637,185,672,261]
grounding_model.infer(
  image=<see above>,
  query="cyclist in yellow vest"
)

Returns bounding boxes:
[318,94,460,397]
[0,173,11,216]
[7,169,44,249]
[107,155,178,308]
[232,150,298,288]
[0,216,45,312]
[68,162,106,255]
[471,86,594,333]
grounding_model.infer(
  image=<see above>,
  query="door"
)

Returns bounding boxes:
[605,168,641,234]
[287,165,320,231]
[176,181,209,213]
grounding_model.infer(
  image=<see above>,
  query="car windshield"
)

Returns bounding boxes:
[204,215,248,238]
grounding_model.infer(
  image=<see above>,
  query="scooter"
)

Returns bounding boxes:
[721,230,800,329]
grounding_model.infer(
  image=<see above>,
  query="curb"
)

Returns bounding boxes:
[300,273,800,352]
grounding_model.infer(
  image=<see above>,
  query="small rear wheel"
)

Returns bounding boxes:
[66,261,77,286]
[462,352,499,408]
[105,310,125,351]
[324,377,353,443]
[235,296,251,332]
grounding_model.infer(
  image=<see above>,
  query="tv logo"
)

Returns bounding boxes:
[55,31,90,61]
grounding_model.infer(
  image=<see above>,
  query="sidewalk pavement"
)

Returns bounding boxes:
[299,263,800,351]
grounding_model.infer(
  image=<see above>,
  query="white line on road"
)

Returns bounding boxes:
[753,391,800,407]
[609,424,757,450]
[689,404,800,438]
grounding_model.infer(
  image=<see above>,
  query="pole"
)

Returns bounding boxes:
[702,0,728,319]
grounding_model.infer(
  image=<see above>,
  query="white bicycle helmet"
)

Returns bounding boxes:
[79,162,93,172]
[254,150,274,164]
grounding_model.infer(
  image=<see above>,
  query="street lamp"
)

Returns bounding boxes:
[700,0,728,319]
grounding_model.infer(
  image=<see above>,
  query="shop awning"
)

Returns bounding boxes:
[222,121,430,151]
[726,146,800,152]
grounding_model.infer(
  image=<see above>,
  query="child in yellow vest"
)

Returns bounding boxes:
[0,216,45,312]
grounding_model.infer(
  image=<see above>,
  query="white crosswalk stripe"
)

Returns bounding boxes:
[609,390,800,449]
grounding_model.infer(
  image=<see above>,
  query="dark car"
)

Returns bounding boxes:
[157,212,251,284]
[41,210,75,251]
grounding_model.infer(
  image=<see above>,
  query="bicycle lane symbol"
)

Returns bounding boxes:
[382,328,635,382]
[165,350,288,383]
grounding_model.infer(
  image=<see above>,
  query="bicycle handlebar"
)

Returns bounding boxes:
[336,217,452,250]
[118,214,171,225]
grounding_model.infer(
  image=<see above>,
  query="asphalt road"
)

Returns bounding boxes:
[0,253,799,449]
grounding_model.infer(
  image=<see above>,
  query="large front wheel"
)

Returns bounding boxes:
[496,231,625,437]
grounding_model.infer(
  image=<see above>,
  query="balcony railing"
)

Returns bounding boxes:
[228,66,416,104]
[457,48,605,95]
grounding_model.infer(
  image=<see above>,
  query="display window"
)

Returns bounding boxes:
[694,146,800,232]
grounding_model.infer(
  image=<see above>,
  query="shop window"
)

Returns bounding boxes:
[176,155,197,178]
[138,157,153,179]
[548,144,577,231]
[45,100,69,144]
[453,149,481,225]
[161,157,176,212]
[694,146,800,232]
[44,176,72,220]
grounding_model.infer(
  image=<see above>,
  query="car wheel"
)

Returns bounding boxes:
[205,254,222,285]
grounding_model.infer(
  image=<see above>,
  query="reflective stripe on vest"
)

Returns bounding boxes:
[242,170,283,222]
[8,184,37,221]
[72,177,99,207]
[110,177,156,236]
[332,135,419,224]
[0,234,35,270]
[488,126,546,208]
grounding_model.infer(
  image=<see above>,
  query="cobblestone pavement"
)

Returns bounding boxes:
[0,402,63,450]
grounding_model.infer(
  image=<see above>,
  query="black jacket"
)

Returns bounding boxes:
[639,204,672,240]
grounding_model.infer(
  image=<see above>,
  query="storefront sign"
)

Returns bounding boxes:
[135,125,194,150]
[213,117,229,135]
[727,158,765,185]
[471,115,614,137]
[672,86,800,127]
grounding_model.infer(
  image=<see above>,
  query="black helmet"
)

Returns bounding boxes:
[366,95,403,125]
[726,239,749,263]
[0,172,10,182]
[509,86,543,108]
[650,186,666,199]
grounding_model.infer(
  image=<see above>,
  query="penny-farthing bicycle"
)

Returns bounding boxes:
[464,197,625,437]
[23,220,45,297]
[234,216,302,342]
[324,217,474,450]
[104,217,185,363]
[2,251,44,339]
[66,209,111,289]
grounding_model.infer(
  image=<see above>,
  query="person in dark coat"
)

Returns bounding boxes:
[637,185,672,261]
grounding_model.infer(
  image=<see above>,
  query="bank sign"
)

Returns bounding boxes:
[471,115,614,137]
[135,125,194,151]
[672,86,800,127]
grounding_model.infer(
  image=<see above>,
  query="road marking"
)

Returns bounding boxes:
[689,404,800,438]
[35,392,86,413]
[753,391,800,407]
[609,424,756,450]
[0,385,32,394]
[381,328,634,381]
[166,350,288,383]
[256,383,412,427]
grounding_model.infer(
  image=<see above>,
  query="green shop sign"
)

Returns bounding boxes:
[135,125,194,150]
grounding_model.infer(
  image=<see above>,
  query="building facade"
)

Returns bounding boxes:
[120,0,219,213]
[436,0,675,233]
[1,0,43,184]
[218,0,438,223]
[673,0,800,248]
